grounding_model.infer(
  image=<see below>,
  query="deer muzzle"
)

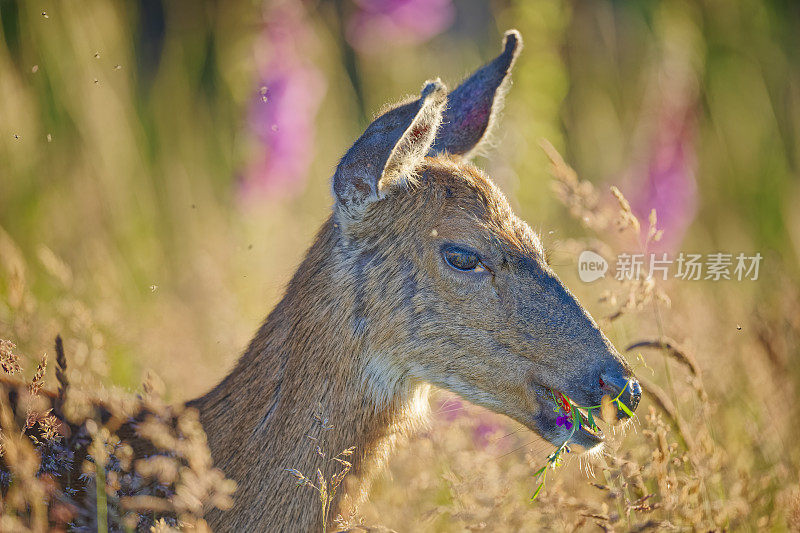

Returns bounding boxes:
[599,371,642,417]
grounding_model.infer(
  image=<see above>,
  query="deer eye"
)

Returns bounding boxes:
[443,246,486,273]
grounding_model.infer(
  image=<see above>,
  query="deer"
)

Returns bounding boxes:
[188,29,641,531]
[0,30,641,532]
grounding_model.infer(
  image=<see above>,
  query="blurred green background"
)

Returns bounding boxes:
[1,0,799,527]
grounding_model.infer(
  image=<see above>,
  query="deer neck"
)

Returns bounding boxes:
[191,217,427,527]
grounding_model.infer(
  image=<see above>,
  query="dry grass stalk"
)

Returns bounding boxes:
[0,340,21,376]
[0,338,236,531]
[636,377,695,452]
[626,338,700,377]
[287,409,357,532]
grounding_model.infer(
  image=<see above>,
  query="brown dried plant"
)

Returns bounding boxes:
[287,406,358,532]
[0,238,237,532]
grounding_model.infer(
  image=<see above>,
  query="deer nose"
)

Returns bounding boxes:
[599,371,641,417]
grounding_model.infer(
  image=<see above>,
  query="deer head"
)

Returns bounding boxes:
[331,30,640,450]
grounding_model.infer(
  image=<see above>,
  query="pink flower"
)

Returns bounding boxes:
[630,109,698,251]
[436,397,464,422]
[347,0,455,54]
[627,59,699,251]
[239,1,326,201]
[472,416,503,447]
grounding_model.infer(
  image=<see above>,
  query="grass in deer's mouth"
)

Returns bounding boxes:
[531,384,633,501]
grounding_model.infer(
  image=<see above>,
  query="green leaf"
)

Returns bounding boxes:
[531,482,545,501]
[617,400,634,417]
[552,451,563,468]
[587,408,596,430]
[571,407,582,429]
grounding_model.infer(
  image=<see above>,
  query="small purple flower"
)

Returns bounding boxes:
[472,416,503,447]
[437,397,464,422]
[556,414,573,431]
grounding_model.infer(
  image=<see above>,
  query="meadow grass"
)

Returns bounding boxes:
[1,146,796,530]
[1,2,798,530]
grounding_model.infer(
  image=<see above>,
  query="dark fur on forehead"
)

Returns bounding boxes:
[420,155,512,217]
[416,155,542,255]
[350,153,542,260]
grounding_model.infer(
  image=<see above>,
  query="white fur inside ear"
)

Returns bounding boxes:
[378,80,447,195]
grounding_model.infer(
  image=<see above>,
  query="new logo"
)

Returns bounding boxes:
[578,250,608,282]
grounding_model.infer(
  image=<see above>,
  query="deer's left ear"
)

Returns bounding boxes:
[334,80,447,222]
[430,30,522,158]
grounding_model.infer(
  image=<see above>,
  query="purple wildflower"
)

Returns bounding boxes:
[472,416,503,447]
[556,414,573,431]
[240,1,326,201]
[347,0,455,54]
[627,62,699,251]
[435,396,464,422]
[630,111,697,251]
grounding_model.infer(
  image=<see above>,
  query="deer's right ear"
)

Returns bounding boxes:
[429,30,522,158]
[333,80,447,222]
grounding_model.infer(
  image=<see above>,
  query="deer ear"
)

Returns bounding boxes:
[333,80,447,221]
[430,30,522,158]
